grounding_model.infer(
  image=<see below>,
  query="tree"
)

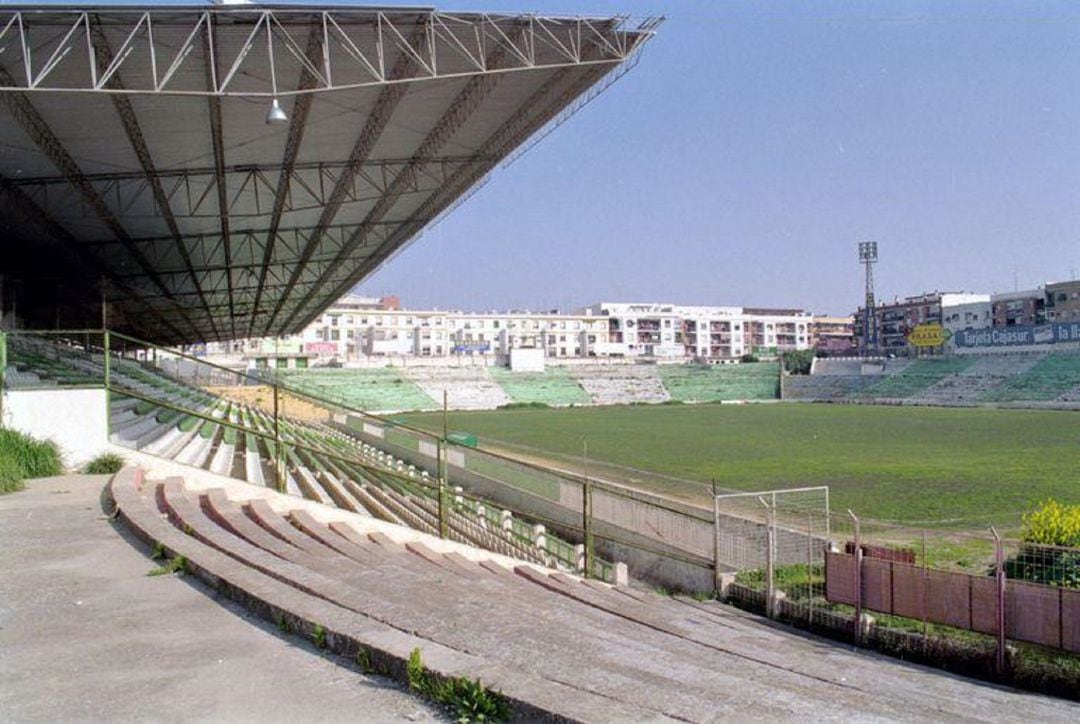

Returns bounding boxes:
[782,349,815,375]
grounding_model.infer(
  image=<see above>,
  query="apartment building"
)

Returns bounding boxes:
[991,289,1046,327]
[810,316,856,355]
[1045,280,1080,322]
[583,302,812,360]
[296,301,611,362]
[855,292,989,353]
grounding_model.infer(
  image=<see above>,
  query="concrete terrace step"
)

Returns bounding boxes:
[108,468,1075,722]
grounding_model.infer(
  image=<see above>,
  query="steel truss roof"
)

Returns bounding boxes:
[0,4,658,344]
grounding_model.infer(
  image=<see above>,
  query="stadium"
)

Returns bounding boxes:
[1,3,1079,721]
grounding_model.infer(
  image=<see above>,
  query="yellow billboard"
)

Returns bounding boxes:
[907,323,950,348]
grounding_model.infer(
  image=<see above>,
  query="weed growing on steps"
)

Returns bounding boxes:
[312,624,327,650]
[274,614,292,635]
[407,647,510,723]
[356,647,374,674]
[150,542,166,560]
[147,555,188,577]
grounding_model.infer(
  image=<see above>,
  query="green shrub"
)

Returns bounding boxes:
[782,349,815,375]
[1004,500,1080,588]
[1022,499,1080,548]
[0,428,63,482]
[496,401,550,410]
[82,452,125,475]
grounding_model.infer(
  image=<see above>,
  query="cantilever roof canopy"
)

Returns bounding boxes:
[0,4,658,344]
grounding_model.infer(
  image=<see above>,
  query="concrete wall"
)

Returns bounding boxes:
[2,388,109,468]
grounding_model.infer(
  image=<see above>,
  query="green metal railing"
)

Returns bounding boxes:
[4,328,723,584]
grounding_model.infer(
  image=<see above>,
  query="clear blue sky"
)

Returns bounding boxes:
[364,2,1075,314]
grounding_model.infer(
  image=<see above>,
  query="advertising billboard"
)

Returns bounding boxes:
[953,322,1080,349]
[907,323,950,348]
[452,342,491,353]
[304,341,339,356]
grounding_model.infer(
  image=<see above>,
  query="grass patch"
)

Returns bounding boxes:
[401,403,1080,529]
[0,454,25,494]
[147,555,188,576]
[82,452,125,475]
[0,428,63,494]
[407,647,510,723]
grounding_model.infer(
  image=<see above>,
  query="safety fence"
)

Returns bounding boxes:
[723,505,1080,694]
[825,542,1080,655]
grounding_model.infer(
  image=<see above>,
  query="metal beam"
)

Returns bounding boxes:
[260,19,428,336]
[279,25,526,333]
[6,157,487,187]
[0,9,655,97]
[204,17,236,338]
[249,24,321,337]
[299,62,614,329]
[90,19,222,341]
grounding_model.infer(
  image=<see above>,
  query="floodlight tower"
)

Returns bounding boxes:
[858,241,878,357]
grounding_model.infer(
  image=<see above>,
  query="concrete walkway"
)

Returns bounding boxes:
[0,475,443,723]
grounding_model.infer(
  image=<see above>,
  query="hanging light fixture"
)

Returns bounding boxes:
[266,98,288,124]
[264,18,287,125]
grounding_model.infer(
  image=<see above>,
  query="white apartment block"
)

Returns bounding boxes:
[584,302,813,360]
[941,294,992,339]
[293,304,610,362]
[229,297,814,368]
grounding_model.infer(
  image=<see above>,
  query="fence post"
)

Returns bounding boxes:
[273,382,285,494]
[712,479,722,594]
[437,438,448,539]
[438,389,449,540]
[991,527,1006,676]
[582,440,593,579]
[760,495,775,619]
[849,509,863,645]
[0,330,6,427]
[807,511,815,628]
[103,330,111,389]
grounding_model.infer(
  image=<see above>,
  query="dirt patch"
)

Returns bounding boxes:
[206,385,333,423]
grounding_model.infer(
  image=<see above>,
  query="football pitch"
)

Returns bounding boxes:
[400,403,1080,530]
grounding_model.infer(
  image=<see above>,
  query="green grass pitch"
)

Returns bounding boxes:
[402,403,1080,529]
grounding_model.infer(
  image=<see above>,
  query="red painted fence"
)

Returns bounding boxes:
[825,550,1080,653]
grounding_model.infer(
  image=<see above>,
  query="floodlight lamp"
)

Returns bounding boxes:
[266,98,288,125]
[858,241,878,263]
